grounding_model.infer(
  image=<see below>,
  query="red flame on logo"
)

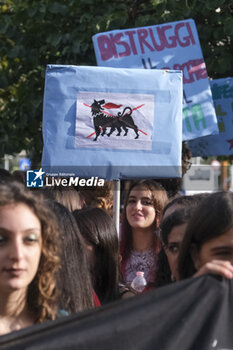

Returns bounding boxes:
[102,103,122,109]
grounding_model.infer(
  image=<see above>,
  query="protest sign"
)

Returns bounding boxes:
[188,77,233,156]
[92,18,219,141]
[1,276,233,350]
[41,65,183,180]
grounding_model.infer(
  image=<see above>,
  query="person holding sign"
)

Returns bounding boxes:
[120,180,168,290]
[0,181,61,336]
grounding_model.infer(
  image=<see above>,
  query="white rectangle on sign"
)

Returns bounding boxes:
[75,91,154,150]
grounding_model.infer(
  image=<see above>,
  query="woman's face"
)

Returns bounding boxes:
[164,223,187,281]
[126,186,156,231]
[0,203,42,293]
[192,226,233,269]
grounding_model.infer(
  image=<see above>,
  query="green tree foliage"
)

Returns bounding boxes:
[0,0,232,164]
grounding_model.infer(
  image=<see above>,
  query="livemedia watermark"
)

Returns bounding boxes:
[26,169,105,188]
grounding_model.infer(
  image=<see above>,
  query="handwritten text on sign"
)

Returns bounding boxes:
[93,19,218,141]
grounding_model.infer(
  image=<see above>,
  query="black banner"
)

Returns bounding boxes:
[0,275,232,350]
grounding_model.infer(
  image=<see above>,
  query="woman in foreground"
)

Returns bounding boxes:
[0,181,60,336]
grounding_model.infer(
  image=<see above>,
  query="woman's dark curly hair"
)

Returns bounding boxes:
[0,181,60,322]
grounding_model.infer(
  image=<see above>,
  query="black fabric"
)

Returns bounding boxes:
[0,275,233,350]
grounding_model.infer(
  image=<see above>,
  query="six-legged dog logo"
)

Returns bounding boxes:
[83,99,147,141]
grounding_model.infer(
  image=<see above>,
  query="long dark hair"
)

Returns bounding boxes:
[178,191,233,280]
[73,207,120,304]
[120,180,167,263]
[48,201,94,312]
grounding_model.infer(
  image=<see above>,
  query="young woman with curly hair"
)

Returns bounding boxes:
[120,180,168,290]
[0,181,61,336]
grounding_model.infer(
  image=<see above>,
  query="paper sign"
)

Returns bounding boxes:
[92,18,218,141]
[188,77,233,156]
[41,65,183,180]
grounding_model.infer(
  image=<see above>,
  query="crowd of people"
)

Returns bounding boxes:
[0,163,233,338]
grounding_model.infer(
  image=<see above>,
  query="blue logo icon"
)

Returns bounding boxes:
[26,168,45,188]
[19,158,31,171]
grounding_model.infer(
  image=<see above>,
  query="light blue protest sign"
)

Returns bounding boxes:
[92,18,218,141]
[188,77,233,156]
[41,65,183,180]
